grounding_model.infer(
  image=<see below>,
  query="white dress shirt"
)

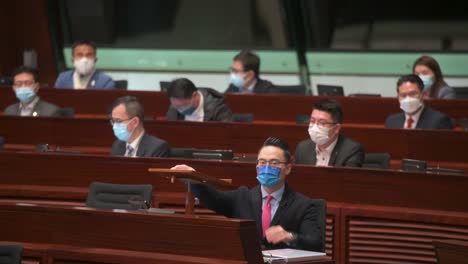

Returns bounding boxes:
[184,91,205,122]
[315,138,338,166]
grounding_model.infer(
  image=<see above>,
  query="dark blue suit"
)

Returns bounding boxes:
[385,106,454,130]
[55,70,115,89]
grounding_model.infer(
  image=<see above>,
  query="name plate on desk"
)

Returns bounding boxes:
[262,248,326,263]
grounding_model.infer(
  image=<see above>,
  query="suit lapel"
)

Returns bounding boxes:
[135,133,147,157]
[397,113,405,128]
[251,186,264,239]
[32,100,42,116]
[308,140,317,164]
[328,135,343,166]
[270,185,292,226]
[415,107,428,129]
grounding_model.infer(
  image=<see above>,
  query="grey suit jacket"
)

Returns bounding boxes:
[385,106,454,130]
[224,78,275,94]
[111,132,170,157]
[294,135,364,167]
[4,98,61,117]
[191,183,323,251]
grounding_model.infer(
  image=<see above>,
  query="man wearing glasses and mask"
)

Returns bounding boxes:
[295,99,364,167]
[109,96,169,157]
[171,137,324,252]
[4,66,60,117]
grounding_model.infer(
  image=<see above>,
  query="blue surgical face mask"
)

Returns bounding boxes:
[419,74,434,89]
[176,104,196,116]
[15,87,36,103]
[256,165,282,188]
[112,122,132,142]
[230,73,245,89]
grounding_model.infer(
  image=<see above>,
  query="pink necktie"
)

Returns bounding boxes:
[262,195,272,237]
[406,116,414,129]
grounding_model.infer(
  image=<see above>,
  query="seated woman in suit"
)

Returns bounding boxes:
[412,55,455,99]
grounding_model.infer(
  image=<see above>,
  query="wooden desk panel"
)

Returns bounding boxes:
[0,116,467,163]
[1,88,467,124]
[0,202,264,264]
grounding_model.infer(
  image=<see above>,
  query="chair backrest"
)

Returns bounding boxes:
[159,81,171,92]
[453,86,468,99]
[363,153,391,169]
[114,80,128,90]
[270,85,306,95]
[86,182,153,210]
[0,136,4,152]
[311,198,327,253]
[0,76,12,86]
[459,118,468,131]
[317,84,344,96]
[0,245,23,264]
[232,113,254,123]
[59,107,75,117]
[348,93,381,97]
[169,147,195,158]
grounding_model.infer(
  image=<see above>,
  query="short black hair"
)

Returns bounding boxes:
[313,99,343,124]
[262,137,291,163]
[11,66,39,83]
[396,74,424,92]
[110,96,145,122]
[166,78,197,98]
[233,50,260,78]
[72,40,97,54]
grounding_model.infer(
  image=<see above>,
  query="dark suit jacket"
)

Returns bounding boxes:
[191,183,323,251]
[294,135,364,167]
[4,98,61,117]
[385,106,454,130]
[166,88,232,122]
[225,78,274,94]
[111,132,169,157]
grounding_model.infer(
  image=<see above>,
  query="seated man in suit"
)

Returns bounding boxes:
[110,96,169,157]
[4,66,60,117]
[295,99,364,167]
[166,78,232,122]
[55,40,115,89]
[171,137,324,251]
[385,74,454,130]
[225,50,274,94]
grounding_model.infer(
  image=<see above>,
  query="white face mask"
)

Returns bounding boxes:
[74,58,96,76]
[399,96,422,114]
[308,123,332,146]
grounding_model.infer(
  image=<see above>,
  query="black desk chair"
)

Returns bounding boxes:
[0,245,23,264]
[114,80,128,90]
[0,136,4,152]
[317,84,344,96]
[363,153,391,169]
[86,182,152,210]
[454,86,468,99]
[59,107,75,117]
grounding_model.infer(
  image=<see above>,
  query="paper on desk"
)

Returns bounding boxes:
[262,248,325,262]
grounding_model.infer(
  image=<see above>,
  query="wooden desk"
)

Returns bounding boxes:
[1,152,468,264]
[1,88,467,124]
[433,240,468,264]
[0,201,265,264]
[0,116,467,165]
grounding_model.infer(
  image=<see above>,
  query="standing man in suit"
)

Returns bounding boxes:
[295,99,364,167]
[171,137,324,251]
[4,66,61,117]
[166,78,232,122]
[110,96,169,157]
[225,50,274,94]
[55,40,115,89]
[385,74,454,130]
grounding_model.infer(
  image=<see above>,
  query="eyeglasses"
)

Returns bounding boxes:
[13,80,36,87]
[309,118,336,127]
[256,159,288,168]
[109,117,133,126]
[398,91,421,98]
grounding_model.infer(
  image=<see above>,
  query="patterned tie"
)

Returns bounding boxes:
[262,195,273,237]
[126,145,134,157]
[406,116,414,129]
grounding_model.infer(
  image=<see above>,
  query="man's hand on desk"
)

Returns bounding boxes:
[170,164,196,171]
[265,225,295,244]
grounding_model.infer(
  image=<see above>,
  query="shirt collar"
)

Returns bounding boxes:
[405,104,425,122]
[184,91,204,121]
[127,129,144,150]
[19,96,40,111]
[261,184,285,201]
[242,79,257,93]
[315,136,338,155]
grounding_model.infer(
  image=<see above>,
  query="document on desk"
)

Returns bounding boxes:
[262,248,325,263]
